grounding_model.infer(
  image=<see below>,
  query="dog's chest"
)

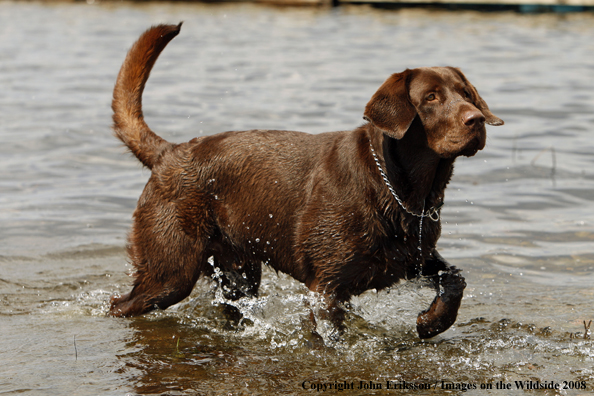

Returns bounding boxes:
[382,215,442,271]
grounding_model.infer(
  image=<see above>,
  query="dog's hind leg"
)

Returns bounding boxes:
[109,190,212,317]
[213,256,262,301]
[109,238,209,317]
[209,256,262,329]
[416,249,466,339]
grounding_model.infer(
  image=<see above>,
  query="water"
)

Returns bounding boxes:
[1,2,593,395]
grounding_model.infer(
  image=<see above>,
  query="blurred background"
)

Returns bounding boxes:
[0,1,593,395]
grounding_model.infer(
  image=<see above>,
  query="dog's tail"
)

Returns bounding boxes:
[112,23,182,169]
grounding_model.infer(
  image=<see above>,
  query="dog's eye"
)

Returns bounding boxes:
[464,89,472,99]
[426,93,436,101]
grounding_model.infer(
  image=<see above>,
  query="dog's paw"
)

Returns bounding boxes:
[416,270,466,339]
[416,295,458,339]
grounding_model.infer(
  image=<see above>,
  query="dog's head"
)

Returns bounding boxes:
[364,67,503,158]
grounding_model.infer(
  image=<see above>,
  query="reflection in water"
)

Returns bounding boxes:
[118,269,593,395]
[1,1,593,395]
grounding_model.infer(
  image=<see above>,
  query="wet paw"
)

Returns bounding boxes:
[416,269,467,339]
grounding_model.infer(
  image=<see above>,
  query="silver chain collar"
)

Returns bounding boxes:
[369,141,444,253]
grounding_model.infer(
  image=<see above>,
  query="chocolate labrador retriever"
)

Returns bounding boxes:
[109,23,503,339]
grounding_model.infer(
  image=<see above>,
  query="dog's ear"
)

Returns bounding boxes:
[449,67,504,126]
[363,70,417,140]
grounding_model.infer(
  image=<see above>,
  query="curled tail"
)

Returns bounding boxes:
[112,23,182,169]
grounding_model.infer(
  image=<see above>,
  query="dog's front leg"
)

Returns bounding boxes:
[416,249,466,339]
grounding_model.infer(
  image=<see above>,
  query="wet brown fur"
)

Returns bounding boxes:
[109,23,503,339]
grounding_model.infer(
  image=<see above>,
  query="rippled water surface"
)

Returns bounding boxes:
[1,2,593,395]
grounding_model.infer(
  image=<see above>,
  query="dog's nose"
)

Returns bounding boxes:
[463,110,485,128]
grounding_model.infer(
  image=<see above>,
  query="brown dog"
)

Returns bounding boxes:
[109,23,503,339]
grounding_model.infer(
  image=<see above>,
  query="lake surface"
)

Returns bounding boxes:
[1,1,593,395]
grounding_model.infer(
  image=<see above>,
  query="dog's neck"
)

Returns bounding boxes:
[379,118,455,214]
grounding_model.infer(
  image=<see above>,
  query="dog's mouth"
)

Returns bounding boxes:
[459,129,486,157]
[436,130,486,159]
[460,137,482,157]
